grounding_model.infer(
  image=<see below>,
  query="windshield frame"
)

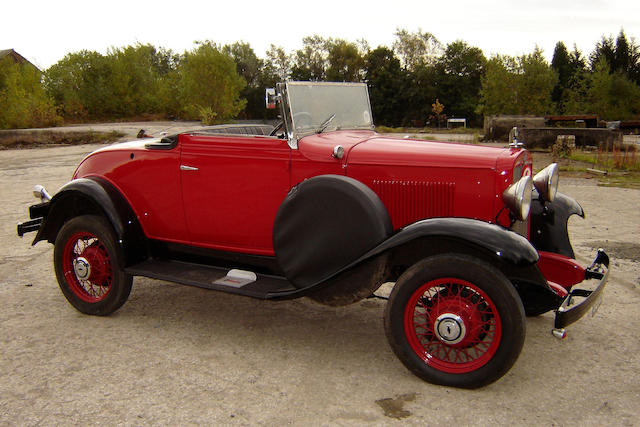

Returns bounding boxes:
[278,81,375,149]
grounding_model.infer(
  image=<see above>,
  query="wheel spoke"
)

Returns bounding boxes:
[404,276,503,373]
[63,231,113,303]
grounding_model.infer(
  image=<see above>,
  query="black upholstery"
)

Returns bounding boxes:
[198,124,274,136]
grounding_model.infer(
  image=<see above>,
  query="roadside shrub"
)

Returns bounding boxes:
[178,42,246,123]
[0,57,62,129]
[198,106,218,125]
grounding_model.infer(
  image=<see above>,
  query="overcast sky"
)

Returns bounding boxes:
[3,0,639,69]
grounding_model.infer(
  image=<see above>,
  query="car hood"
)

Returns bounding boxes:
[346,135,510,170]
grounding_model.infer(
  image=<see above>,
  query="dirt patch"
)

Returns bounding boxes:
[589,241,640,261]
[375,393,417,419]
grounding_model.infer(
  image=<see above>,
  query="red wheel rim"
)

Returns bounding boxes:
[404,278,502,374]
[62,231,113,303]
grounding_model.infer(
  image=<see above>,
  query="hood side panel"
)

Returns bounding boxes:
[345,137,508,228]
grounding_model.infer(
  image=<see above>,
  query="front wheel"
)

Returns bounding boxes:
[54,215,132,315]
[384,254,525,388]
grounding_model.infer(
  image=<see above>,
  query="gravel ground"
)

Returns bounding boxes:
[1,141,639,426]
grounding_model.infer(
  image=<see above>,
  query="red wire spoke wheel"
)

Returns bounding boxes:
[384,254,525,388]
[62,231,113,302]
[404,278,501,374]
[54,215,132,315]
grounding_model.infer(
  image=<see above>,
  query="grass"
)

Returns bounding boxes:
[0,130,125,150]
[553,145,640,189]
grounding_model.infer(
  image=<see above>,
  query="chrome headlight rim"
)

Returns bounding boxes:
[533,163,559,202]
[503,175,533,221]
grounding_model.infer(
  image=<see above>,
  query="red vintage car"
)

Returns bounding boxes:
[18,81,609,388]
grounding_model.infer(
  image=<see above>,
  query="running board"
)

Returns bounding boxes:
[125,259,296,299]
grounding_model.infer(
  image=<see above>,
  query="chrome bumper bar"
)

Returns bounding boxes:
[554,249,610,330]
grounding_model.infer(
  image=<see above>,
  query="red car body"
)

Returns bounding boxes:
[71,131,530,255]
[18,81,609,388]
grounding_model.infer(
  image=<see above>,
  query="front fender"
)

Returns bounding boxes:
[35,177,146,266]
[530,192,584,258]
[372,217,539,267]
[270,217,543,299]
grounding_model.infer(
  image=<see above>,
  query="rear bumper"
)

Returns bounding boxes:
[554,249,610,329]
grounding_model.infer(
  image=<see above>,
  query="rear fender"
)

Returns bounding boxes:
[35,177,146,266]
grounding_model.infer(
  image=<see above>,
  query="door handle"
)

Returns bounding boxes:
[180,165,199,171]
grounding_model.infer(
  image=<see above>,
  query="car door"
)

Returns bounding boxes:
[179,133,291,255]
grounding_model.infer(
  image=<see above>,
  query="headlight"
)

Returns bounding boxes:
[503,175,533,221]
[533,163,559,202]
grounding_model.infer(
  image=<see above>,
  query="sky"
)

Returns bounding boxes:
[2,0,639,70]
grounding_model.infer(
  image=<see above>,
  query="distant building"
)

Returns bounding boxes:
[0,49,39,71]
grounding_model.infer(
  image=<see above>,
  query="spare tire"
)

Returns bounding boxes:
[273,175,392,288]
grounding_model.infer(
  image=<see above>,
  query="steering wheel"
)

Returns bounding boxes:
[269,120,284,137]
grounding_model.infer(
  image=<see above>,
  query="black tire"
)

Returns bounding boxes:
[308,254,389,306]
[384,254,525,388]
[54,215,132,315]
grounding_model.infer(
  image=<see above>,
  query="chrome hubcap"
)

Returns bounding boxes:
[73,257,91,280]
[435,313,466,344]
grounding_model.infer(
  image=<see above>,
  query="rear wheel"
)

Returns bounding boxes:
[384,254,525,388]
[54,215,132,315]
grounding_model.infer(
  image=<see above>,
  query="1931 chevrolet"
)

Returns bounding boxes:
[17,81,609,388]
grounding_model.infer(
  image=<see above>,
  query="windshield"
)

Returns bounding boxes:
[285,82,374,138]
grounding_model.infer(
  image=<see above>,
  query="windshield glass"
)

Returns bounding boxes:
[285,82,374,137]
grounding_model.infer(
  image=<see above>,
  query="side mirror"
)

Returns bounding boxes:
[265,88,279,109]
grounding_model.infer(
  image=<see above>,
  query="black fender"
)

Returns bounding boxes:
[530,191,584,258]
[271,216,552,301]
[371,217,540,268]
[34,177,146,266]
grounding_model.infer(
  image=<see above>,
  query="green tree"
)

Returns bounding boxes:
[590,30,640,85]
[590,35,616,71]
[561,70,590,115]
[224,42,261,86]
[586,59,640,120]
[45,50,112,120]
[551,42,571,109]
[393,28,442,70]
[290,35,329,81]
[520,48,557,114]
[325,39,365,82]
[364,46,406,126]
[224,42,267,119]
[0,57,60,129]
[178,42,246,123]
[264,44,291,82]
[478,49,556,116]
[436,40,486,126]
[557,46,588,114]
[477,55,519,115]
[107,44,168,117]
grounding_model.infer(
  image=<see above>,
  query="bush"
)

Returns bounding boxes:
[0,58,62,129]
[178,42,246,123]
